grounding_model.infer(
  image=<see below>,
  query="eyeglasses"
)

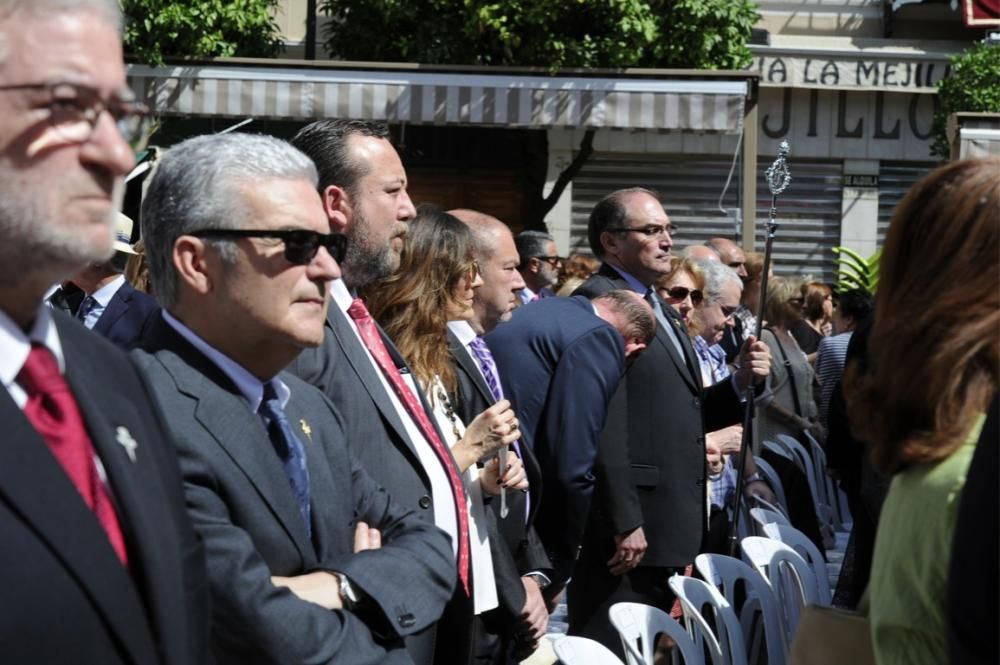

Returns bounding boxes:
[189,229,348,265]
[606,223,678,239]
[533,255,564,266]
[721,305,739,319]
[664,286,704,305]
[0,81,151,147]
[465,261,481,281]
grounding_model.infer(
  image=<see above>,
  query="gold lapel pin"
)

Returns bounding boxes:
[299,419,312,442]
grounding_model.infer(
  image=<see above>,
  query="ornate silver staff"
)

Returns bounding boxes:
[728,141,791,555]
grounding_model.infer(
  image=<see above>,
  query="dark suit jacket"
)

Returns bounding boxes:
[0,311,210,665]
[573,263,743,568]
[484,296,627,584]
[92,280,159,351]
[286,301,461,665]
[447,330,551,626]
[135,315,455,665]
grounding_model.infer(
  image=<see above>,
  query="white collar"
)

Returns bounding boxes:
[0,303,66,394]
[90,274,126,308]
[447,319,477,347]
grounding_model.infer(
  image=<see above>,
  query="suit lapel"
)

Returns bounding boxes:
[151,321,317,564]
[447,331,494,407]
[93,282,131,336]
[0,358,157,664]
[653,293,702,393]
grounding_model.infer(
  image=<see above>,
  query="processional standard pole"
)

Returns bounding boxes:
[728,141,791,556]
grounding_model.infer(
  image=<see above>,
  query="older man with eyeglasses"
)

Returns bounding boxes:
[569,187,772,657]
[0,2,209,664]
[514,230,563,303]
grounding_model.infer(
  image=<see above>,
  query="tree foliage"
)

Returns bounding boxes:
[122,0,284,65]
[321,0,758,71]
[930,41,1000,159]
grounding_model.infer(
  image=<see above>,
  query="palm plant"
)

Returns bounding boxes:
[831,246,880,294]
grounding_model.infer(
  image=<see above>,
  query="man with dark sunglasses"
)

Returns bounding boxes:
[134,132,454,665]
[514,230,562,303]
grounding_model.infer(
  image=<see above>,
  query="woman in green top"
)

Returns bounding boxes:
[845,157,999,665]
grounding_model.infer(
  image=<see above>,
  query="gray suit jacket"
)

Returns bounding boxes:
[135,315,455,665]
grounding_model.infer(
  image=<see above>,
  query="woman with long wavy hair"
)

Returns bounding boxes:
[845,158,999,665]
[362,206,526,620]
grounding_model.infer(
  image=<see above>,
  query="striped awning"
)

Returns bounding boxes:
[126,64,750,134]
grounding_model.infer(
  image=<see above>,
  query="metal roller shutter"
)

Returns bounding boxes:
[570,153,843,282]
[877,161,938,247]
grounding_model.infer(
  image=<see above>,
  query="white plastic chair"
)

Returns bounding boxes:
[740,537,822,647]
[774,434,837,548]
[552,635,627,665]
[761,523,833,605]
[668,574,748,665]
[761,438,793,463]
[694,554,788,665]
[802,430,853,530]
[751,455,788,512]
[749,506,790,537]
[609,602,703,665]
[749,494,788,519]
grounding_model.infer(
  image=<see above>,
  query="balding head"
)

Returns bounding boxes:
[448,208,524,334]
[684,245,721,263]
[706,237,748,278]
[592,289,656,361]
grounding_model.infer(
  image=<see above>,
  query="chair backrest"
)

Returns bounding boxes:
[761,438,793,462]
[774,434,836,545]
[741,537,822,645]
[751,455,788,511]
[668,574,748,665]
[609,602,703,665]
[749,506,790,537]
[761,523,832,605]
[749,494,788,519]
[694,554,788,665]
[552,635,627,665]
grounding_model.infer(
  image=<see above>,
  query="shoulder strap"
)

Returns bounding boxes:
[766,326,803,418]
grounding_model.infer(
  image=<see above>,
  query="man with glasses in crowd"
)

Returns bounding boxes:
[514,230,562,303]
[134,132,454,665]
[570,188,771,657]
[0,1,210,662]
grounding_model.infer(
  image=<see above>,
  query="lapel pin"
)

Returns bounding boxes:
[116,426,138,463]
[299,419,312,442]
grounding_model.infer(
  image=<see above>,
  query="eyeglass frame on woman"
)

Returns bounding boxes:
[189,228,348,265]
[605,223,678,239]
[663,285,704,306]
[0,80,151,147]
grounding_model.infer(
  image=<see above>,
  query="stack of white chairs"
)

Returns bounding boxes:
[741,536,822,648]
[609,602,703,665]
[668,574,747,665]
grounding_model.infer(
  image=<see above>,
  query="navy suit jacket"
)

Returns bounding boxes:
[484,296,626,584]
[0,311,210,665]
[93,280,159,350]
[136,315,455,665]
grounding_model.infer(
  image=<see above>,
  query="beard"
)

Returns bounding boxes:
[340,208,405,290]
[0,176,117,285]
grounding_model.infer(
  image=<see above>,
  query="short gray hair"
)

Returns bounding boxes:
[141,133,318,308]
[0,0,121,64]
[696,260,742,305]
[515,230,555,267]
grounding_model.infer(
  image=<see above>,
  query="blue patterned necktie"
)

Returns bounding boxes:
[259,382,312,538]
[467,336,529,522]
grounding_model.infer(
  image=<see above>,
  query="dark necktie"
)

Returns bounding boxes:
[18,343,129,565]
[258,382,312,538]
[467,336,528,522]
[347,298,471,595]
[76,295,98,327]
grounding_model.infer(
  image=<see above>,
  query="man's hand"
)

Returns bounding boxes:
[607,526,647,576]
[270,571,342,610]
[353,520,381,552]
[734,335,772,392]
[518,576,549,644]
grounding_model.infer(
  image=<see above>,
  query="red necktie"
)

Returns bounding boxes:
[347,299,470,595]
[18,343,129,565]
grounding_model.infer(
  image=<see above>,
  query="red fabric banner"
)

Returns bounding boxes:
[964,0,1000,27]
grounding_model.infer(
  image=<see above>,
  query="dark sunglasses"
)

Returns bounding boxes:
[533,255,565,266]
[664,286,704,305]
[189,229,347,265]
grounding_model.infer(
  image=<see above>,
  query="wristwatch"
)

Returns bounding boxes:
[524,573,551,591]
[336,572,359,610]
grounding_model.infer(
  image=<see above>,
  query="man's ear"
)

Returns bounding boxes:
[321,184,350,233]
[624,339,647,360]
[173,236,213,296]
[599,231,619,261]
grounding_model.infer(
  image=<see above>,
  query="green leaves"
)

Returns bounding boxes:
[930,41,1000,159]
[832,246,880,295]
[320,0,758,71]
[122,0,283,65]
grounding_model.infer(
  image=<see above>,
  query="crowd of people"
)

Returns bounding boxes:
[1,2,996,665]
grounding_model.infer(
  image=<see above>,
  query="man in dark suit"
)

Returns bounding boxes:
[447,209,550,663]
[485,291,655,596]
[286,119,473,665]
[0,2,210,663]
[135,132,455,665]
[569,188,771,656]
[73,213,158,349]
